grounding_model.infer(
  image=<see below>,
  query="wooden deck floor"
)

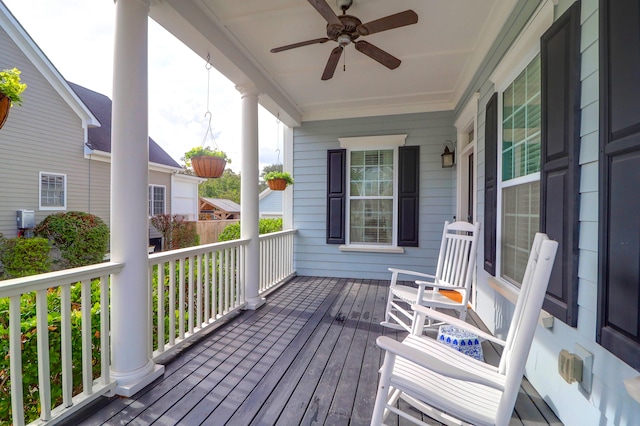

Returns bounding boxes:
[74,276,562,426]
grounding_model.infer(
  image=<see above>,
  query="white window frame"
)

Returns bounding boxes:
[39,172,67,211]
[489,0,553,285]
[338,135,406,253]
[149,184,166,217]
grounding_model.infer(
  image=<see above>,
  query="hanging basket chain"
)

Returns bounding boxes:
[201,53,218,151]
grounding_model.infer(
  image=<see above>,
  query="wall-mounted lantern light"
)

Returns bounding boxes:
[441,141,455,168]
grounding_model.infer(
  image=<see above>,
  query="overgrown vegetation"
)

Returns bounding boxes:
[150,214,200,251]
[0,281,104,424]
[0,237,50,279]
[218,218,283,242]
[34,212,109,269]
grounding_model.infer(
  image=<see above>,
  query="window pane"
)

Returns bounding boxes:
[350,199,393,245]
[502,54,541,182]
[41,174,65,207]
[501,181,540,284]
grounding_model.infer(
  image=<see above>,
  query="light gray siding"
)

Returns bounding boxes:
[259,189,283,217]
[292,112,456,279]
[0,26,102,237]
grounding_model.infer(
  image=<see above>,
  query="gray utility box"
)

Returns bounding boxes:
[17,210,35,229]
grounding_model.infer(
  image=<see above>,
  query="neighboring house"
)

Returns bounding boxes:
[258,187,282,219]
[0,8,199,246]
[199,197,240,220]
[69,83,201,244]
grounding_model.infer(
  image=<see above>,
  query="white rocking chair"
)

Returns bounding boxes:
[382,221,481,332]
[371,233,558,426]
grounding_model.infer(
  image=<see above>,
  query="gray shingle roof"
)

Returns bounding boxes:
[68,82,181,168]
[200,197,241,213]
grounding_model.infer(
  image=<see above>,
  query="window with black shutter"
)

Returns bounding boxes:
[598,0,640,370]
[540,1,581,326]
[326,137,419,248]
[483,93,498,275]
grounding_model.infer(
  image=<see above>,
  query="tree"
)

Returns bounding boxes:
[199,168,241,204]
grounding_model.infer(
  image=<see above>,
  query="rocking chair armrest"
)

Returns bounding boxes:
[388,268,437,282]
[411,304,507,347]
[415,280,460,291]
[376,336,505,391]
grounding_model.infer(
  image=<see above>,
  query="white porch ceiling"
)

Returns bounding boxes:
[150,0,517,126]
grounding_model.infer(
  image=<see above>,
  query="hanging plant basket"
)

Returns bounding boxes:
[264,171,293,191]
[0,94,10,130]
[191,155,226,178]
[267,178,288,191]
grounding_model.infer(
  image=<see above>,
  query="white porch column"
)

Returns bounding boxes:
[237,85,265,309]
[110,0,163,396]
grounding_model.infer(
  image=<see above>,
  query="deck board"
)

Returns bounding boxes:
[75,276,562,426]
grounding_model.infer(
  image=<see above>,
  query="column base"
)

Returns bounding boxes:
[245,296,266,310]
[112,360,164,397]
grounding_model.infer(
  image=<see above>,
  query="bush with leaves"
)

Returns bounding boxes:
[0,281,104,424]
[150,214,199,251]
[218,218,283,242]
[34,212,109,269]
[0,237,50,279]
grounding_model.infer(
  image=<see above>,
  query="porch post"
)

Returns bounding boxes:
[110,0,163,396]
[237,85,265,309]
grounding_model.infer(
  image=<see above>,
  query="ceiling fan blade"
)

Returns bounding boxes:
[322,46,343,80]
[355,41,401,69]
[271,38,331,53]
[307,0,343,28]
[358,10,418,36]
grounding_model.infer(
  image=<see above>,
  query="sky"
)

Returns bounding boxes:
[3,0,283,173]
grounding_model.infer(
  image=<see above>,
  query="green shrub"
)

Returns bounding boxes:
[0,281,104,424]
[34,212,109,269]
[218,218,283,242]
[0,237,50,279]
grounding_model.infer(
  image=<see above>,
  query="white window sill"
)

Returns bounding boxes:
[487,276,554,329]
[339,245,405,254]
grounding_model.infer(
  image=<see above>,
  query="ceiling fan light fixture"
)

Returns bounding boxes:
[337,34,351,47]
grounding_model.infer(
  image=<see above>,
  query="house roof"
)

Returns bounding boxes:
[200,197,241,214]
[68,82,181,169]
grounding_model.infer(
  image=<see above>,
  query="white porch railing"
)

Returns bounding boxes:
[148,239,248,358]
[0,262,124,426]
[3,230,296,425]
[259,229,297,294]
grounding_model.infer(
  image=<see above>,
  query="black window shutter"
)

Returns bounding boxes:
[326,149,346,244]
[540,2,581,326]
[598,0,640,370]
[398,145,420,247]
[483,93,498,275]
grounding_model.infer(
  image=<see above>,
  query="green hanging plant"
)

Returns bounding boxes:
[0,68,27,106]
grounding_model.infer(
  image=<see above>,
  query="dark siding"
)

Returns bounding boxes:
[483,93,498,275]
[598,0,640,370]
[398,145,420,247]
[326,149,346,244]
[540,1,581,326]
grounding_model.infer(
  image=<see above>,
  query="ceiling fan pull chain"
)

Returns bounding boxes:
[343,47,346,72]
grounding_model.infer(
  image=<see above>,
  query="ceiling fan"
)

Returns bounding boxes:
[270,0,418,80]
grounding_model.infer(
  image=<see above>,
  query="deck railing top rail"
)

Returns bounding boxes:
[0,261,124,298]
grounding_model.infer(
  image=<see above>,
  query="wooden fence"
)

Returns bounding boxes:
[189,219,239,244]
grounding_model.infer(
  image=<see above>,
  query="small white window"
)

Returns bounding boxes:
[149,185,166,216]
[39,172,67,210]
